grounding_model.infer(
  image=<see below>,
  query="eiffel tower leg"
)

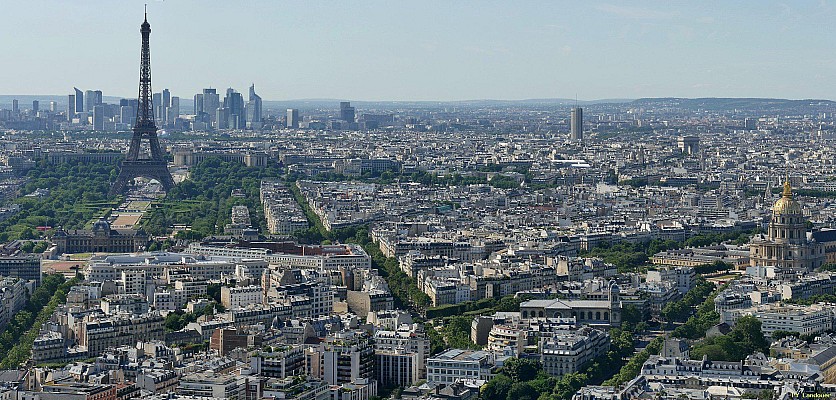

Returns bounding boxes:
[109,176,129,196]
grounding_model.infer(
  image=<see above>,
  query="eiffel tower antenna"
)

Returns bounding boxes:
[110,10,175,195]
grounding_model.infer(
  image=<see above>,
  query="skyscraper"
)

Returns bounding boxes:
[93,105,105,131]
[287,109,299,129]
[120,105,134,127]
[570,107,583,141]
[223,88,245,129]
[120,98,139,110]
[246,84,262,129]
[152,92,162,124]
[340,101,356,123]
[12,100,18,115]
[168,96,179,125]
[162,89,170,109]
[85,90,102,112]
[161,89,171,124]
[85,90,94,112]
[67,94,76,121]
[216,107,229,130]
[194,93,204,116]
[32,101,39,114]
[73,87,84,114]
[49,101,57,113]
[203,88,220,126]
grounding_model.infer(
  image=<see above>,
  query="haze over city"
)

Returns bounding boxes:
[2,0,835,100]
[3,3,836,400]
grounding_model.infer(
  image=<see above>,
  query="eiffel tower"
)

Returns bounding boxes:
[110,11,175,195]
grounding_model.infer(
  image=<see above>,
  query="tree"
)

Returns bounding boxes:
[207,283,222,303]
[481,374,512,400]
[506,382,538,400]
[19,241,34,253]
[32,241,48,253]
[503,357,541,382]
[691,316,768,361]
[728,316,769,355]
[622,304,644,331]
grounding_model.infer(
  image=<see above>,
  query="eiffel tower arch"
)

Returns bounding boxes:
[110,12,175,196]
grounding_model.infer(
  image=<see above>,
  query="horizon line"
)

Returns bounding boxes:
[0,95,834,104]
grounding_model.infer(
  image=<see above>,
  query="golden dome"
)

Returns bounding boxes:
[772,180,802,215]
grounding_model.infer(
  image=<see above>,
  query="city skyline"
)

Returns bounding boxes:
[1,1,836,101]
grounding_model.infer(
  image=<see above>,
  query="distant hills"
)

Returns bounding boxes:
[0,95,833,113]
[631,97,836,112]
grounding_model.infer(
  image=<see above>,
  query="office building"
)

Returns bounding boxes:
[246,84,262,129]
[177,373,249,400]
[32,100,39,114]
[73,87,84,115]
[307,330,374,385]
[68,94,76,121]
[85,89,102,112]
[426,349,495,384]
[0,255,41,283]
[287,109,299,128]
[252,346,306,378]
[340,101,356,123]
[12,100,18,115]
[120,106,134,127]
[152,92,162,123]
[162,88,170,110]
[194,93,204,116]
[92,105,105,131]
[224,88,245,129]
[49,101,57,112]
[119,98,139,111]
[374,324,429,385]
[216,107,229,129]
[203,88,220,125]
[220,285,263,309]
[570,107,583,141]
[168,96,179,125]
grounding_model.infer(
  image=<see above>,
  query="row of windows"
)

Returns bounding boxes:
[522,310,610,320]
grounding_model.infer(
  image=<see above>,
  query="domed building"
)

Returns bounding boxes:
[749,180,825,273]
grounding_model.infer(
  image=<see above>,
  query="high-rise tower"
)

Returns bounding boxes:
[73,88,84,115]
[110,12,175,195]
[246,84,262,129]
[340,101,355,123]
[570,107,583,141]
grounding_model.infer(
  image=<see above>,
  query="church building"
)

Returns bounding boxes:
[749,180,825,273]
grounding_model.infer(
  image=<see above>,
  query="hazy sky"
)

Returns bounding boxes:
[1,1,835,101]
